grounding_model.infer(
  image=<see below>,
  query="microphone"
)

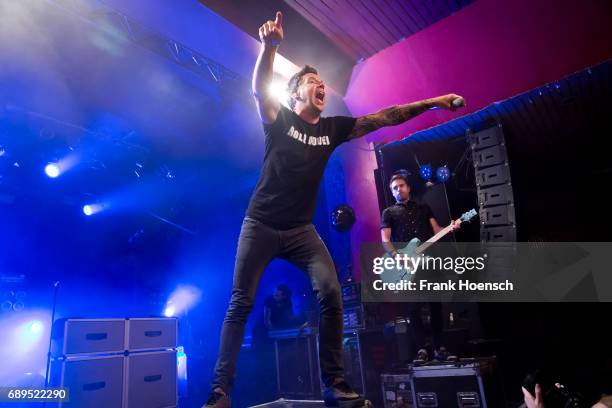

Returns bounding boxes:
[429,96,465,110]
[452,97,465,108]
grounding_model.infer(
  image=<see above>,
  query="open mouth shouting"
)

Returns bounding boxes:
[314,88,326,105]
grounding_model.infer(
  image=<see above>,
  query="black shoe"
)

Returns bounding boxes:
[202,389,230,408]
[323,380,370,407]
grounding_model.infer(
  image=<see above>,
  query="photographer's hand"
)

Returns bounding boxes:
[522,384,545,408]
[594,395,612,408]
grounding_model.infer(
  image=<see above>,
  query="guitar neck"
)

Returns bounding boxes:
[415,224,454,254]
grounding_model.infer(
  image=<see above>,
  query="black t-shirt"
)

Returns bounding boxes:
[264,295,296,329]
[381,200,435,244]
[246,105,356,229]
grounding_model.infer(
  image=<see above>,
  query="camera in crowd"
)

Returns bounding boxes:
[523,370,587,408]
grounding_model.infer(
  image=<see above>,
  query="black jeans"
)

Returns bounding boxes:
[212,216,344,394]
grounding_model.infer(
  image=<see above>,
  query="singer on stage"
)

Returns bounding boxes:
[203,11,465,408]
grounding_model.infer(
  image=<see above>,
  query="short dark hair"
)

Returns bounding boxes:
[390,173,409,187]
[287,65,318,109]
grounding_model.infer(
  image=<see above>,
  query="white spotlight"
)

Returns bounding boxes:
[163,305,175,317]
[82,203,106,216]
[28,321,43,334]
[45,163,60,178]
[163,285,202,317]
[269,82,289,107]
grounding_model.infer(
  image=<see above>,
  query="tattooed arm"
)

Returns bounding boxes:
[348,93,465,139]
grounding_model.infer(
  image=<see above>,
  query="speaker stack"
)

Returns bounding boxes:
[50,317,178,408]
[468,124,517,242]
[468,124,518,284]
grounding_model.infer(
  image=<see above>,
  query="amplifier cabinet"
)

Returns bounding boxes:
[52,318,126,356]
[127,318,177,352]
[271,328,386,405]
[51,354,125,408]
[125,350,177,408]
[274,334,321,399]
[50,318,179,408]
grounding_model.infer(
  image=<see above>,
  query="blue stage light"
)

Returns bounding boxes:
[44,163,60,178]
[163,306,175,317]
[419,164,433,181]
[163,285,202,317]
[44,154,79,179]
[436,166,451,182]
[28,321,43,334]
[82,203,106,216]
[83,205,93,216]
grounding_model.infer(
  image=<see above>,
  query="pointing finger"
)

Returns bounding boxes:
[534,384,543,402]
[522,387,534,403]
[275,11,283,27]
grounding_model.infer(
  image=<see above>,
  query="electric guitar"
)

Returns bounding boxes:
[382,208,478,284]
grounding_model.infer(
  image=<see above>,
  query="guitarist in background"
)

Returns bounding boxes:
[381,173,460,257]
[380,172,461,362]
